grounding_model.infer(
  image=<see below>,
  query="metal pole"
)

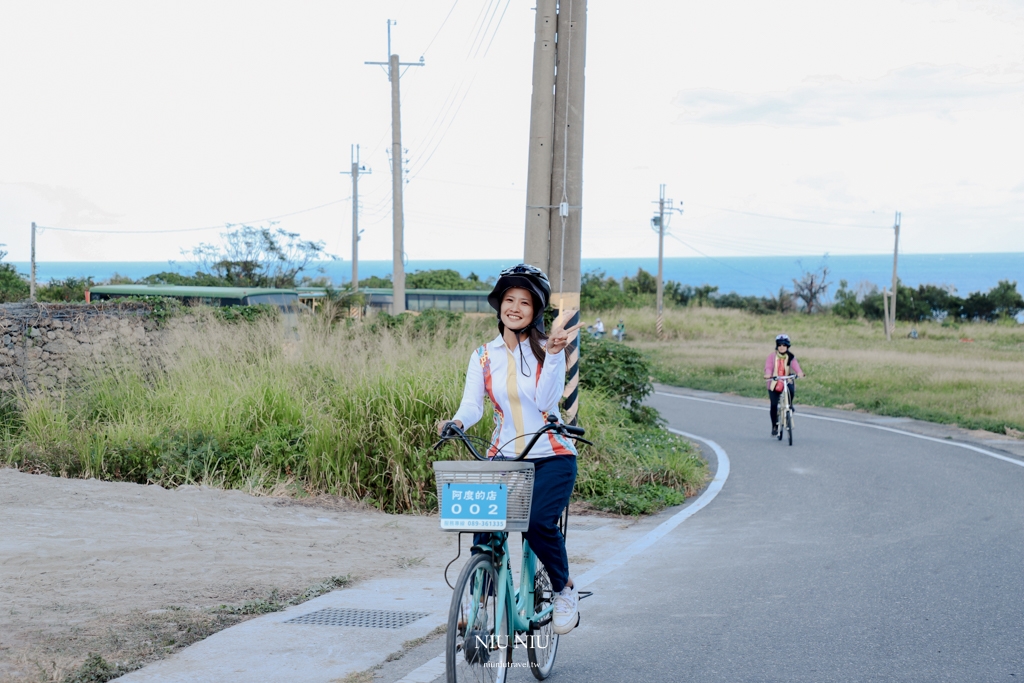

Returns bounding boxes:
[889,211,901,337]
[390,53,406,314]
[351,146,360,292]
[30,222,36,301]
[656,185,665,338]
[547,0,587,425]
[523,0,558,268]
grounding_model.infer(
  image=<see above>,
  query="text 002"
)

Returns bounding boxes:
[440,483,507,530]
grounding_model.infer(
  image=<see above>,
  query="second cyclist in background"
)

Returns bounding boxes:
[764,334,804,437]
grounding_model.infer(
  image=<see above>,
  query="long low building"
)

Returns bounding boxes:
[87,285,491,315]
[88,285,299,308]
[296,287,491,313]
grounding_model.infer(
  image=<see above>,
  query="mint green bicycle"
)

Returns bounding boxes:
[433,418,590,682]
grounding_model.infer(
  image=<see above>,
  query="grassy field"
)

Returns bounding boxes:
[591,307,1024,435]
[1,311,706,515]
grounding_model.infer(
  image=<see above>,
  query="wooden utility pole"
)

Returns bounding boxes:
[887,211,901,339]
[30,222,36,301]
[365,21,423,314]
[524,0,588,423]
[341,145,370,291]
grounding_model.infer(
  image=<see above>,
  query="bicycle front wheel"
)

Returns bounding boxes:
[447,553,509,683]
[787,410,793,446]
[527,563,560,680]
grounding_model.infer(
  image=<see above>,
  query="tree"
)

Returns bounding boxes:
[792,265,831,314]
[405,269,490,290]
[831,280,862,319]
[0,247,30,303]
[962,291,997,322]
[188,224,332,289]
[692,285,719,307]
[581,270,631,309]
[987,280,1024,319]
[623,268,658,296]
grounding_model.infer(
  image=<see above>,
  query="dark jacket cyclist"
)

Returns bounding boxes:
[439,264,585,635]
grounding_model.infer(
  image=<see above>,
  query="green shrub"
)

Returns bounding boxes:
[215,303,279,324]
[37,276,94,303]
[579,334,654,422]
[0,262,29,303]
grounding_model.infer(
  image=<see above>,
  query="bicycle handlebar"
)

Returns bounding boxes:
[433,415,591,462]
[771,374,798,380]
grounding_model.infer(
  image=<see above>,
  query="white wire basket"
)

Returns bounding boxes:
[432,460,535,532]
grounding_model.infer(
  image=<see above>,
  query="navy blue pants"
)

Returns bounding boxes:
[475,455,577,593]
[769,384,795,427]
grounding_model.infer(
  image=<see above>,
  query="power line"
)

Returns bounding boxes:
[665,232,780,290]
[482,0,512,57]
[420,0,460,57]
[691,203,891,229]
[35,197,350,235]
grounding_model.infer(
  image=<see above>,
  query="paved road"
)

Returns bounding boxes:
[546,389,1024,682]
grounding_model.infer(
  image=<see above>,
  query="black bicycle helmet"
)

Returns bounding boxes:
[775,334,792,347]
[488,263,551,333]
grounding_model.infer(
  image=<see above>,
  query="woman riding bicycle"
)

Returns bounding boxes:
[438,263,584,635]
[765,334,804,437]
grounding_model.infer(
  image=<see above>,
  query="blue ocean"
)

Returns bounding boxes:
[10,253,1022,300]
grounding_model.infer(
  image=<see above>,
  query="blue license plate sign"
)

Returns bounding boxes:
[440,483,507,530]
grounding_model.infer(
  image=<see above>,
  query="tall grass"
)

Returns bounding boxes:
[1,312,706,513]
[599,306,1024,434]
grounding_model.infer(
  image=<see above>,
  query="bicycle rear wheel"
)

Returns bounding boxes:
[527,563,560,680]
[447,553,509,683]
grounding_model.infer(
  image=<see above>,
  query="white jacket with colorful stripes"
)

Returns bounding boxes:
[452,335,578,460]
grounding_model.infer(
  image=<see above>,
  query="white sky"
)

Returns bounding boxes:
[1,0,1023,264]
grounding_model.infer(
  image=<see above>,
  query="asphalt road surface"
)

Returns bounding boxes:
[548,389,1024,682]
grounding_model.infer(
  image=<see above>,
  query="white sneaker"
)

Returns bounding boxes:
[552,585,579,635]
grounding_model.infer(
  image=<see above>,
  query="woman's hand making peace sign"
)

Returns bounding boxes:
[546,310,585,355]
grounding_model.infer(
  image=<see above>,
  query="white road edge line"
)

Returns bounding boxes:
[396,430,732,683]
[573,429,730,590]
[654,391,1024,469]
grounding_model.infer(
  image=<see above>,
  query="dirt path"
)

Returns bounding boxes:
[0,468,460,682]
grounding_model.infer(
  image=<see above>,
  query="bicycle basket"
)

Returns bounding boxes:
[432,460,534,532]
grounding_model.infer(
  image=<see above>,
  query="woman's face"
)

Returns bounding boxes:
[500,287,534,331]
[777,343,788,352]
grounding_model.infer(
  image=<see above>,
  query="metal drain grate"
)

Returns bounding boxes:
[285,608,430,629]
[569,523,605,532]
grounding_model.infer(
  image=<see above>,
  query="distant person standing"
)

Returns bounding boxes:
[612,319,626,341]
[594,318,605,338]
[764,334,804,437]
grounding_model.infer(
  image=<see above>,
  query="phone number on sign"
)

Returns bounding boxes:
[440,519,506,529]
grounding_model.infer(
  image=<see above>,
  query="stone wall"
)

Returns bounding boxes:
[0,303,160,395]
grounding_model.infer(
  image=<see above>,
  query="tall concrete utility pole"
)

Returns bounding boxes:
[341,145,370,291]
[655,185,666,338]
[29,222,37,301]
[523,0,588,424]
[523,0,558,269]
[888,211,901,339]
[650,185,682,339]
[365,20,423,314]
